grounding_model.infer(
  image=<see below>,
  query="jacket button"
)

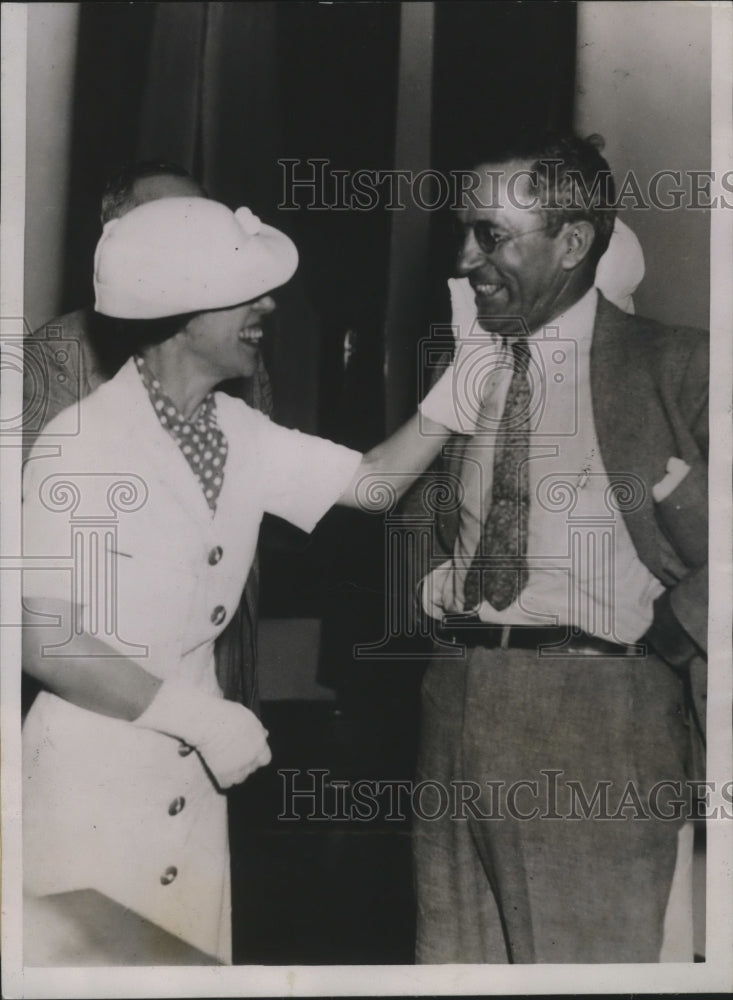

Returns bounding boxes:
[177,742,194,757]
[211,605,226,625]
[160,866,178,886]
[168,796,186,816]
[208,546,223,566]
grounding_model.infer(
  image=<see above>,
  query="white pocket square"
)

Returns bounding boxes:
[652,457,690,502]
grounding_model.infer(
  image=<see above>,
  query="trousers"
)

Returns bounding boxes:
[413,643,691,963]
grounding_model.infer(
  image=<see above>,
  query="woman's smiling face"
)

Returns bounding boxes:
[183,293,275,380]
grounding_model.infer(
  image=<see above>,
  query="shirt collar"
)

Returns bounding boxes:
[134,353,216,426]
[531,286,598,349]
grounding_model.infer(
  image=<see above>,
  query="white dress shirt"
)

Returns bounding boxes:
[423,287,665,645]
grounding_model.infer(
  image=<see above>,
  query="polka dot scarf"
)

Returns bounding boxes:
[135,355,228,513]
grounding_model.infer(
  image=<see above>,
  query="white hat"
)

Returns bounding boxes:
[94,197,299,318]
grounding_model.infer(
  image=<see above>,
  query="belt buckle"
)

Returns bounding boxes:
[500,625,511,650]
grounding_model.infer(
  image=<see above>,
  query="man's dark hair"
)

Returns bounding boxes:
[484,132,617,270]
[100,160,201,225]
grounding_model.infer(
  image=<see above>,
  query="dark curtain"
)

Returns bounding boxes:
[62,2,157,313]
[432,0,577,172]
[136,2,206,176]
[138,2,321,437]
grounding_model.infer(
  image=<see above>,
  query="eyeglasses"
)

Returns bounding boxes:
[454,220,551,256]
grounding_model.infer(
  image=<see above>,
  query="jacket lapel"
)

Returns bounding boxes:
[589,295,667,580]
[109,360,213,530]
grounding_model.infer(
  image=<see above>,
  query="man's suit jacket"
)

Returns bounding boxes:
[589,295,707,642]
[408,293,708,766]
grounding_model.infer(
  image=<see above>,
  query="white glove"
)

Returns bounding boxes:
[134,679,272,788]
[418,277,503,433]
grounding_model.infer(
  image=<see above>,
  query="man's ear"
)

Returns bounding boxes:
[559,220,595,271]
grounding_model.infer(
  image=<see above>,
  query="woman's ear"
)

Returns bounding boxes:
[178,312,203,339]
[559,220,596,271]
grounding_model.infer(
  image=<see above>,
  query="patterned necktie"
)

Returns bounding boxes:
[463,338,531,610]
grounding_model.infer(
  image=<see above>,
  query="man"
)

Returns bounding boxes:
[22,161,273,710]
[414,132,707,963]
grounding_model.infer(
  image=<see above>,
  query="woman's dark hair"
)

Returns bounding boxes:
[112,313,196,356]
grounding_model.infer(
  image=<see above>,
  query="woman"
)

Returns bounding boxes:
[21,197,467,965]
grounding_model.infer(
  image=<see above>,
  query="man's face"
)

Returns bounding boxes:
[455,160,570,334]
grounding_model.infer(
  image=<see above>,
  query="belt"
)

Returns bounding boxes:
[437,617,638,657]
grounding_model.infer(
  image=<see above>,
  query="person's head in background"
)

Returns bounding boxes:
[100,160,206,225]
[90,162,207,370]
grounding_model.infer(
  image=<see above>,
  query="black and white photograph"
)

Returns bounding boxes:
[1,1,731,996]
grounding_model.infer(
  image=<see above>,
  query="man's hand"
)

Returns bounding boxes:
[134,679,272,788]
[643,590,702,673]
